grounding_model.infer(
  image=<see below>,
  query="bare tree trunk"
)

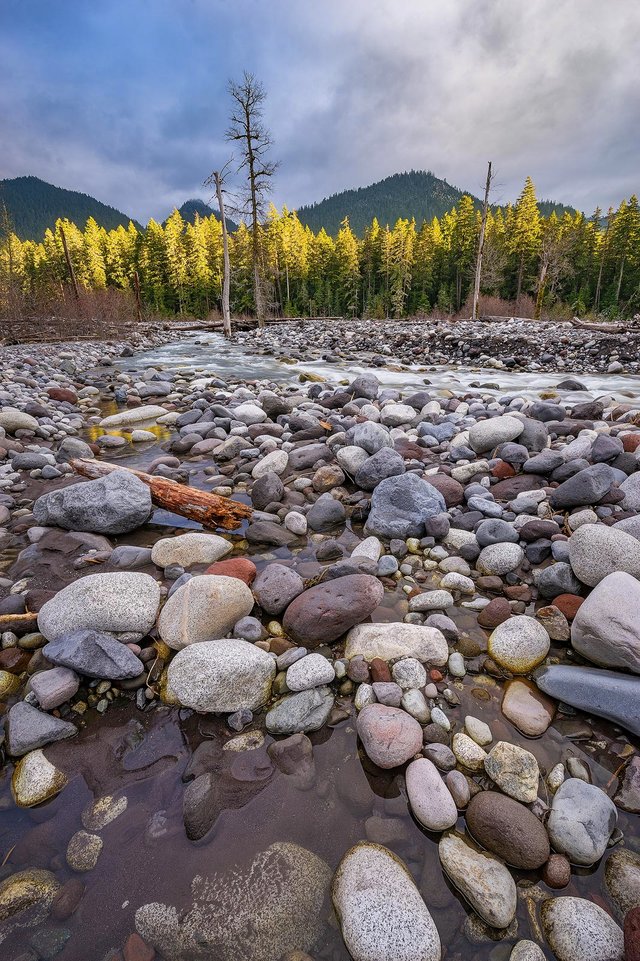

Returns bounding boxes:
[472,161,492,320]
[214,172,232,337]
[59,224,80,300]
[516,253,524,302]
[133,270,143,323]
[534,260,548,320]
[594,255,605,312]
[616,256,625,304]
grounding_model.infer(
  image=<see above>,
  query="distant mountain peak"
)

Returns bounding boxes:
[170,198,237,232]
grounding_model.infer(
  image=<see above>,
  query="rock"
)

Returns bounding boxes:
[547,778,617,865]
[0,406,39,432]
[252,449,288,478]
[159,575,254,650]
[568,524,640,587]
[501,679,555,736]
[253,564,305,615]
[476,543,524,575]
[509,941,546,961]
[11,749,68,807]
[6,702,76,756]
[0,868,60,924]
[205,557,257,585]
[166,639,275,712]
[452,732,488,771]
[283,511,307,535]
[251,472,284,510]
[38,572,161,641]
[66,830,103,872]
[306,493,346,531]
[348,421,393,454]
[488,616,550,673]
[543,853,571,888]
[265,687,334,734]
[100,405,167,428]
[535,664,640,736]
[364,473,446,539]
[406,758,457,831]
[44,629,144,679]
[477,597,512,630]
[283,574,383,646]
[438,832,517,929]
[535,562,583,599]
[536,604,570,641]
[620,472,640,510]
[614,756,640,812]
[136,842,331,961]
[408,590,453,613]
[392,658,427,690]
[33,471,152,534]
[151,533,232,568]
[267,733,316,790]
[541,896,623,961]
[352,535,383,562]
[246,520,298,546]
[604,848,640,920]
[354,448,405,491]
[465,791,550,868]
[82,795,128,830]
[124,933,156,961]
[469,415,524,454]
[29,667,79,709]
[286,653,335,691]
[356,704,422,769]
[331,842,441,961]
[344,623,448,665]
[549,463,616,509]
[626,906,640,961]
[464,716,492,746]
[571,571,640,672]
[484,741,539,802]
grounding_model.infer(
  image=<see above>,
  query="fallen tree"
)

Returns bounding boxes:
[70,459,252,531]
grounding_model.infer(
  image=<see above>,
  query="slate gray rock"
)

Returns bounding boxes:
[43,629,145,680]
[265,687,334,734]
[571,571,640,672]
[547,778,617,865]
[365,473,446,539]
[33,471,152,534]
[306,493,346,531]
[549,463,616,509]
[535,664,640,736]
[252,563,304,615]
[6,702,77,756]
[568,524,640,587]
[354,448,405,491]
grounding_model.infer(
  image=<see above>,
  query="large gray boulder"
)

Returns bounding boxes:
[547,778,617,865]
[6,702,77,756]
[568,523,640,586]
[43,629,145,679]
[158,575,254,651]
[549,463,616,509]
[166,639,275,713]
[33,471,152,534]
[535,664,640,736]
[365,473,446,539]
[571,571,640,672]
[468,415,524,454]
[38,572,161,641]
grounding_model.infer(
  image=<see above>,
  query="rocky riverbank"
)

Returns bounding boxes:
[0,331,640,961]
[234,316,640,375]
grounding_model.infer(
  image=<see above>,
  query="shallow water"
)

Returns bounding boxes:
[1,335,639,960]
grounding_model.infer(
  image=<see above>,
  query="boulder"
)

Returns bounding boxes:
[356,704,422,769]
[365,473,446,539]
[535,664,640,737]
[541,896,623,961]
[549,463,616,509]
[283,574,383,646]
[465,791,550,869]
[344,623,448,665]
[332,842,441,961]
[33,471,152,535]
[158,575,254,650]
[438,832,517,929]
[547,778,616,865]
[571,571,640,672]
[166,639,275,712]
[568,524,640,586]
[38,572,161,641]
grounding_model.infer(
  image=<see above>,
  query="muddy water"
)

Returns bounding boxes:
[1,338,639,961]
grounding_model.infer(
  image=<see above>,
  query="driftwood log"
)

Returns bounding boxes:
[70,458,252,531]
[569,316,629,334]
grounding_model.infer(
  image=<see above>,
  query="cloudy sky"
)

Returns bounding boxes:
[1,0,639,223]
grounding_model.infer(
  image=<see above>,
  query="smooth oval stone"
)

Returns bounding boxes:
[466,791,550,868]
[568,524,640,587]
[604,849,640,921]
[510,941,546,961]
[484,741,539,803]
[332,842,441,961]
[501,679,556,737]
[547,778,617,865]
[488,615,550,673]
[357,704,422,769]
[406,758,458,832]
[439,832,517,929]
[283,575,384,646]
[0,868,60,924]
[534,664,640,737]
[570,571,640,674]
[541,896,623,961]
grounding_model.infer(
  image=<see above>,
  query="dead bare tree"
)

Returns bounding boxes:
[226,71,278,328]
[205,161,233,337]
[472,161,493,320]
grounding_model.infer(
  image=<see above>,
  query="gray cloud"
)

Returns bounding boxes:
[0,0,638,224]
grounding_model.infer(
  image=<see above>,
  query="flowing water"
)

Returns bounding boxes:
[1,335,639,961]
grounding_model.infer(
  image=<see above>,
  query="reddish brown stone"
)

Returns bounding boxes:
[477,597,511,630]
[51,878,85,920]
[542,853,571,889]
[47,387,77,404]
[491,474,547,500]
[268,636,295,656]
[123,934,155,961]
[625,905,640,961]
[503,585,533,602]
[429,669,443,682]
[476,575,504,593]
[623,434,640,453]
[205,557,257,585]
[519,519,561,541]
[394,438,427,461]
[0,648,31,673]
[552,593,584,621]
[370,657,391,683]
[425,473,464,507]
[491,460,516,479]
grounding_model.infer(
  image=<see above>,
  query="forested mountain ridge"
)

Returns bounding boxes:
[296,170,575,236]
[173,199,237,232]
[0,176,141,240]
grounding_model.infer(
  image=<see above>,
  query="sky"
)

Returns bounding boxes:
[1,0,639,224]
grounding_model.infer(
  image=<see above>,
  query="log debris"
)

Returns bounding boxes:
[70,458,252,531]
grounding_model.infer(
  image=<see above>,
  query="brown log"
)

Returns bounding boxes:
[568,315,627,334]
[70,459,252,531]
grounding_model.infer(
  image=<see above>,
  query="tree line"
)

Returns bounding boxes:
[1,176,639,322]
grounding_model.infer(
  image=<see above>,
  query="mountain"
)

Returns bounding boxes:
[0,175,140,240]
[173,198,237,232]
[296,169,576,236]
